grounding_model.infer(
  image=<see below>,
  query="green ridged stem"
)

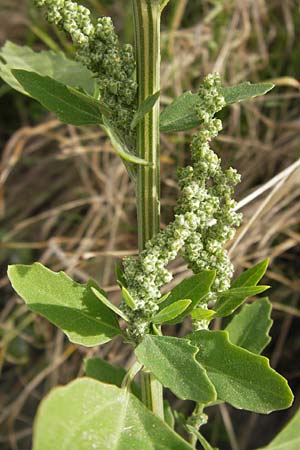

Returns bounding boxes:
[133,0,161,248]
[132,0,164,420]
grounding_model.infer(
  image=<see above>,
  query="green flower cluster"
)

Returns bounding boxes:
[34,0,137,137]
[122,73,242,339]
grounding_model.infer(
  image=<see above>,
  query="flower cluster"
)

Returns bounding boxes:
[122,73,242,339]
[34,0,137,137]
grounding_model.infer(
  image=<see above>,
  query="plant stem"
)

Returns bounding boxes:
[132,0,164,420]
[133,0,161,248]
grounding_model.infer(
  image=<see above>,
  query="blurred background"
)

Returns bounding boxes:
[0,1,300,449]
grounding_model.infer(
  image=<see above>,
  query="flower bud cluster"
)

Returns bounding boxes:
[122,73,242,339]
[34,0,137,137]
[178,73,242,295]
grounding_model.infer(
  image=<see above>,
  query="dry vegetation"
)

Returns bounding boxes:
[0,1,300,449]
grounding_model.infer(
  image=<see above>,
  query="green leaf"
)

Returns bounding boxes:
[12,70,102,126]
[188,330,293,414]
[160,83,274,133]
[232,259,269,288]
[221,82,274,105]
[159,270,215,324]
[84,357,141,399]
[191,308,216,321]
[84,357,127,387]
[8,263,121,347]
[33,378,194,450]
[103,118,150,166]
[122,286,136,310]
[135,335,216,403]
[0,41,96,96]
[257,407,300,449]
[213,285,270,318]
[225,297,272,354]
[131,91,160,130]
[91,287,129,322]
[157,291,171,304]
[152,299,191,324]
[160,91,199,133]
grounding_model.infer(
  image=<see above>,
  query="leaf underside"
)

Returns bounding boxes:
[0,41,96,95]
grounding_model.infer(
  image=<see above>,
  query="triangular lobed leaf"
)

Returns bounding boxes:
[33,378,194,450]
[159,270,215,324]
[8,263,121,347]
[225,297,272,354]
[188,330,293,414]
[135,335,216,403]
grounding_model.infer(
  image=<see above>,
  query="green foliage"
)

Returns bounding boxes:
[159,270,215,324]
[12,70,103,125]
[0,41,96,95]
[103,118,150,166]
[232,259,269,288]
[7,263,121,347]
[213,285,270,318]
[131,91,160,130]
[90,286,129,322]
[32,378,194,450]
[225,297,272,354]
[122,286,136,309]
[188,330,293,413]
[257,407,300,449]
[84,357,127,386]
[160,82,274,133]
[152,299,191,324]
[190,308,216,321]
[84,357,141,398]
[135,335,216,403]
[2,2,295,448]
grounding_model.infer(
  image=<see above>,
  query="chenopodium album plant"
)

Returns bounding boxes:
[1,1,296,449]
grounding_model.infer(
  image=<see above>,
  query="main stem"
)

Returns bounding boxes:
[132,0,164,419]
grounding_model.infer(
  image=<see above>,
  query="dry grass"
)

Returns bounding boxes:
[1,0,300,449]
